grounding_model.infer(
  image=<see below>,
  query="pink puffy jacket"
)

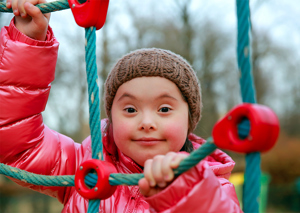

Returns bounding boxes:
[0,19,242,213]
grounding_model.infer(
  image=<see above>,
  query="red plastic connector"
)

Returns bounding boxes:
[212,103,280,153]
[68,0,109,30]
[75,159,117,200]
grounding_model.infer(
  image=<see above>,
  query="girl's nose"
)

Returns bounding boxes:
[139,115,157,131]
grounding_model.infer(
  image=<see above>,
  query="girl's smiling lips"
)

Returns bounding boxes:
[132,137,166,145]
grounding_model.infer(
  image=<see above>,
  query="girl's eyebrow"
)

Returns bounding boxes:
[117,93,178,102]
[156,93,178,101]
[117,93,137,102]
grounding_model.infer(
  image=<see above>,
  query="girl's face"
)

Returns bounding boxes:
[111,76,189,167]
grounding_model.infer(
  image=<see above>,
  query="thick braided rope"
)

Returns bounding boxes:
[236,1,261,213]
[0,0,69,13]
[85,27,103,161]
[85,27,103,212]
[0,163,75,186]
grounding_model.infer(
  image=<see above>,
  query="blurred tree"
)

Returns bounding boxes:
[120,1,239,138]
[98,13,112,120]
[280,61,300,137]
[251,28,300,137]
[45,10,117,142]
[45,28,90,142]
[252,29,286,105]
[250,0,300,137]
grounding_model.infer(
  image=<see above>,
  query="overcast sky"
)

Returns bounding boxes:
[2,0,299,52]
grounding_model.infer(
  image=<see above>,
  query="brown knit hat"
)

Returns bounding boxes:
[104,48,202,133]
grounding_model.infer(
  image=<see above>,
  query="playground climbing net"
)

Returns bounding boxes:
[0,1,280,213]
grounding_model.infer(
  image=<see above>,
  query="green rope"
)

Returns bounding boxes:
[0,0,70,13]
[0,163,74,186]
[85,26,103,213]
[236,1,261,213]
[85,27,103,161]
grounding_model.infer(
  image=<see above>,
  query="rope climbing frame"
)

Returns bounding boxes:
[0,1,274,212]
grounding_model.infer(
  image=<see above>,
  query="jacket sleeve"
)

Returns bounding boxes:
[0,19,82,204]
[144,160,242,213]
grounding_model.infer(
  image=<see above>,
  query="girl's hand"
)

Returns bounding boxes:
[6,0,50,41]
[138,152,188,197]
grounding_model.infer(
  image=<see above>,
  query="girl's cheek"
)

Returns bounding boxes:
[163,122,187,146]
[114,120,133,138]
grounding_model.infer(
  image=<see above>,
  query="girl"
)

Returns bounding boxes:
[0,0,242,212]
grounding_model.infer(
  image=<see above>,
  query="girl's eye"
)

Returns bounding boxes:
[125,107,136,113]
[159,107,171,113]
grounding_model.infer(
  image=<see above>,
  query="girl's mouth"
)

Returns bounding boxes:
[132,137,166,145]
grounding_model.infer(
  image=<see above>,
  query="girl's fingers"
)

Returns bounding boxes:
[24,1,50,22]
[138,178,151,197]
[6,0,12,8]
[143,153,188,192]
[170,153,188,168]
[161,152,177,182]
[11,0,20,15]
[144,159,156,187]
[24,2,40,18]
[20,0,38,17]
[151,155,166,188]
[38,0,47,4]
[12,0,34,17]
[37,0,51,21]
[18,0,28,17]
